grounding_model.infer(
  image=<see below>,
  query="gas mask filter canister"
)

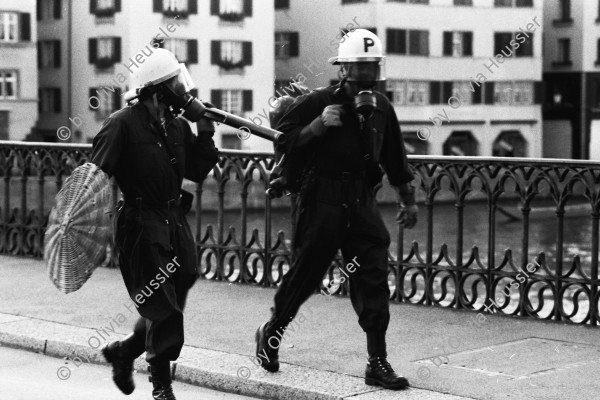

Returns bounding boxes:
[353,90,377,120]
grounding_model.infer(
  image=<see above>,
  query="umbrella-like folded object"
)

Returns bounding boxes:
[44,162,114,294]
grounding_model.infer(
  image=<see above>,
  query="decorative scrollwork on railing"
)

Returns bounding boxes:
[1,141,599,325]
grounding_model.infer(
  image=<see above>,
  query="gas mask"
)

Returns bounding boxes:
[341,62,382,120]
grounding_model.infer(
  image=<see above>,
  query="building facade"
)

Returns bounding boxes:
[275,0,543,158]
[542,0,600,160]
[0,0,38,141]
[36,0,275,151]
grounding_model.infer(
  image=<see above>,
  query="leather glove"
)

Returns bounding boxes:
[320,105,344,128]
[396,204,418,229]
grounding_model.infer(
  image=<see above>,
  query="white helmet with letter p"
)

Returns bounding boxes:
[328,28,386,82]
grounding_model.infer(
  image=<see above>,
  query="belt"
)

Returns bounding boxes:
[315,169,365,181]
[123,196,181,210]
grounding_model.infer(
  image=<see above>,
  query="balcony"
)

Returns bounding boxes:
[1,141,599,325]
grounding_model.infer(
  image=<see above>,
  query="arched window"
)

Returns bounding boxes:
[492,130,527,157]
[443,131,478,156]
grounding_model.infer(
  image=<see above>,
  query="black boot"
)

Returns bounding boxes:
[101,337,136,395]
[255,321,280,372]
[364,331,409,390]
[365,357,409,390]
[149,361,176,400]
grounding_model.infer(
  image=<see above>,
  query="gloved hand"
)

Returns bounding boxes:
[320,105,344,128]
[396,204,418,229]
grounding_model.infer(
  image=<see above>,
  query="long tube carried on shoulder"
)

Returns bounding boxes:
[182,97,286,145]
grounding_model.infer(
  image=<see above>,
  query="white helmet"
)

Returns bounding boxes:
[124,48,195,101]
[328,28,385,64]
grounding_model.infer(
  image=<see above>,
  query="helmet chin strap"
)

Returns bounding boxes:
[152,92,162,125]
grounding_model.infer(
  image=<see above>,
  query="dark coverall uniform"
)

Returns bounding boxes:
[91,103,218,363]
[271,85,414,356]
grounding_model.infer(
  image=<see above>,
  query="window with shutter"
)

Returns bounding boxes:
[220,90,243,114]
[0,72,17,100]
[164,38,188,62]
[220,41,243,68]
[40,41,59,68]
[219,0,245,21]
[94,0,118,17]
[452,82,473,105]
[163,0,189,17]
[275,32,298,58]
[406,81,429,105]
[387,80,406,106]
[40,0,59,20]
[0,13,18,43]
[40,88,56,112]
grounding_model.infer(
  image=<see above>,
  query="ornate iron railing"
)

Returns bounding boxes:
[1,141,599,325]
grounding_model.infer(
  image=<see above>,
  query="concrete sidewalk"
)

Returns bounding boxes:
[1,256,599,399]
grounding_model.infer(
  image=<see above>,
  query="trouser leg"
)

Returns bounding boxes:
[341,194,391,357]
[119,317,146,359]
[271,199,346,331]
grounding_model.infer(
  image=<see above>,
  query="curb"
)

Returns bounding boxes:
[0,313,470,400]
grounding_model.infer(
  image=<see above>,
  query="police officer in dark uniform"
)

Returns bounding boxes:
[91,49,218,400]
[256,29,418,390]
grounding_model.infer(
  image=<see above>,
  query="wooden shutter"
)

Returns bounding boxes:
[463,32,473,56]
[242,42,252,66]
[534,81,544,104]
[187,40,198,64]
[153,0,162,12]
[242,90,252,111]
[37,42,42,68]
[443,32,452,56]
[54,40,61,68]
[113,37,121,62]
[484,82,495,104]
[289,32,299,57]
[211,90,222,109]
[442,81,453,102]
[472,82,482,104]
[210,0,219,15]
[54,0,62,19]
[53,88,62,113]
[19,13,31,41]
[188,0,198,14]
[243,0,252,16]
[211,41,220,64]
[430,81,441,104]
[89,38,97,64]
